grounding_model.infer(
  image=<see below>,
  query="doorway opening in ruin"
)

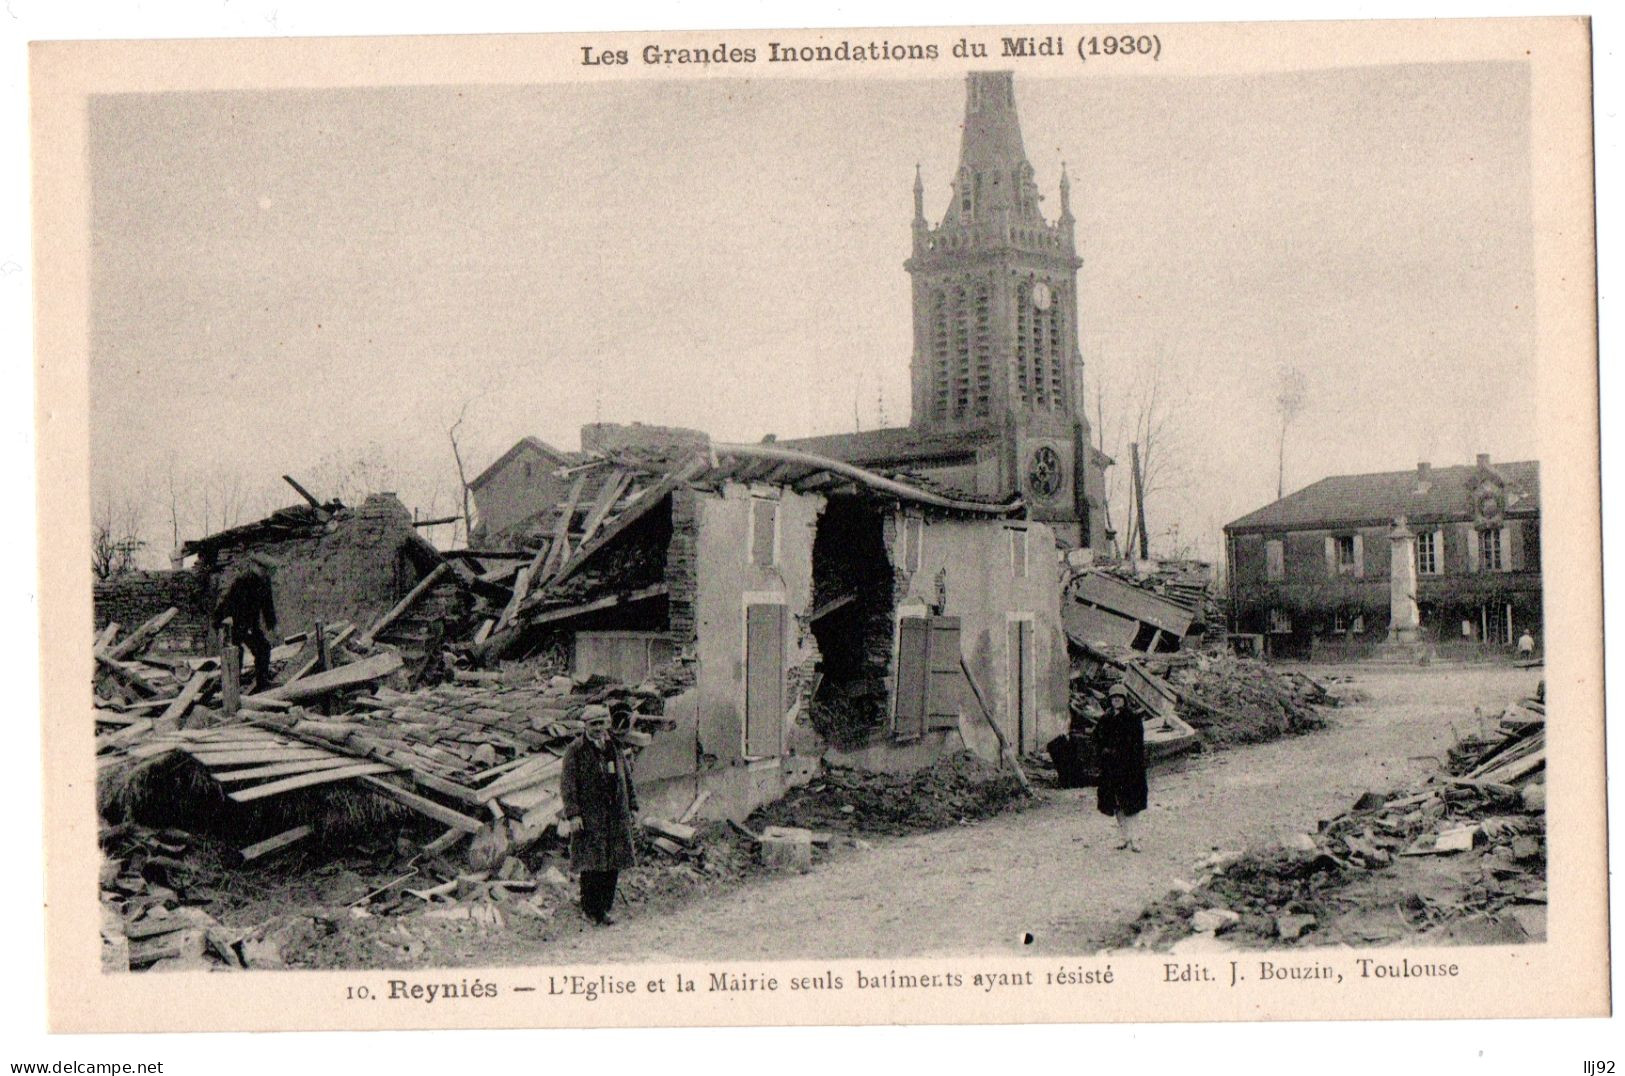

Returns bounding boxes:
[808,497,897,748]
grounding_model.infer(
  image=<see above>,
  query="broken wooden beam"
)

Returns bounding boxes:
[527,584,670,627]
[281,474,328,513]
[95,653,158,698]
[238,825,315,862]
[359,775,484,832]
[155,671,214,732]
[960,656,1034,795]
[228,762,397,802]
[358,564,451,648]
[249,650,403,704]
[677,789,711,825]
[107,607,179,660]
[643,818,698,845]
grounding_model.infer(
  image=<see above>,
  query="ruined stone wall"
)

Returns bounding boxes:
[93,570,211,653]
[207,495,431,639]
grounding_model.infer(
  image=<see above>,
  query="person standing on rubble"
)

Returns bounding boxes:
[559,703,639,925]
[1093,684,1149,852]
[213,553,280,693]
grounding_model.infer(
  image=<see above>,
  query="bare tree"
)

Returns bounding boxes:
[1275,363,1309,499]
[92,490,146,581]
[447,396,483,546]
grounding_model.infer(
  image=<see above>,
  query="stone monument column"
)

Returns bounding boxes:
[1388,516,1420,642]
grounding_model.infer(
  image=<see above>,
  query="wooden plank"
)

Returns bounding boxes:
[807,593,856,624]
[250,650,403,704]
[238,825,314,862]
[96,718,153,754]
[214,758,364,783]
[228,762,396,802]
[220,633,241,718]
[155,671,213,732]
[494,565,534,632]
[93,622,121,654]
[95,653,158,697]
[358,776,484,832]
[536,473,590,583]
[422,828,469,856]
[643,817,698,845]
[107,607,179,660]
[185,747,338,766]
[498,784,560,813]
[527,584,669,628]
[542,457,707,593]
[1071,573,1195,638]
[576,470,634,551]
[677,789,711,825]
[480,754,563,801]
[281,474,328,513]
[359,563,451,648]
[282,622,356,685]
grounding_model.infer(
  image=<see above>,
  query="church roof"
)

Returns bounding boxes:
[771,425,1002,467]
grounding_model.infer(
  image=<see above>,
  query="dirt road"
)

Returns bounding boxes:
[507,664,1538,963]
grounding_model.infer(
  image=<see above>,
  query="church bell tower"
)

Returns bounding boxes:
[905,71,1104,548]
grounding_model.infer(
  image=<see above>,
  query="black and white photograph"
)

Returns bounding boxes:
[27,12,1606,1040]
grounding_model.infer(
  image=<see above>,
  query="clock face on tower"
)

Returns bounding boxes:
[1031,282,1053,310]
[1025,444,1065,502]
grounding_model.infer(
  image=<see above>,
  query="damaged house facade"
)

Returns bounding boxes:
[479,437,1070,821]
[1225,455,1542,659]
[94,492,467,661]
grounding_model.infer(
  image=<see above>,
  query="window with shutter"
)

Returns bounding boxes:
[744,603,785,757]
[749,498,777,567]
[894,616,962,739]
[1416,530,1440,575]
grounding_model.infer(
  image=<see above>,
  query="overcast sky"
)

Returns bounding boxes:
[88,62,1534,562]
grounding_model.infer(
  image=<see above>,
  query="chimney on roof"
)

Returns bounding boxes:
[1476,453,1491,469]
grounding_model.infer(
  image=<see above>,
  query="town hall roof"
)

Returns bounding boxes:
[1225,459,1540,533]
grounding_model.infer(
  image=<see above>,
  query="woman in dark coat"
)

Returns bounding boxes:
[559,704,639,924]
[1093,685,1149,851]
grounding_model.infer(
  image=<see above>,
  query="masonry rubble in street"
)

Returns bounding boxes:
[1098,686,1547,952]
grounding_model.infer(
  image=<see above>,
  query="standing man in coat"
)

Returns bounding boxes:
[1093,684,1149,851]
[559,704,639,925]
[213,554,280,693]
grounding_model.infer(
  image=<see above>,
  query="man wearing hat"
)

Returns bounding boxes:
[213,554,280,693]
[1092,684,1149,851]
[559,703,639,925]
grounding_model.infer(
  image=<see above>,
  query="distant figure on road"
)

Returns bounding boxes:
[1517,630,1536,657]
[560,704,639,925]
[1094,685,1149,852]
[213,554,279,693]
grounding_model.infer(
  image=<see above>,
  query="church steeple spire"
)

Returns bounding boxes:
[943,71,1043,226]
[913,163,925,224]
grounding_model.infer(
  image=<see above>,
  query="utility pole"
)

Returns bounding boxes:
[1131,442,1150,561]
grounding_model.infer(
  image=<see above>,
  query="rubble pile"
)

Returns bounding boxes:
[748,752,1030,837]
[1101,691,1546,952]
[1164,654,1334,746]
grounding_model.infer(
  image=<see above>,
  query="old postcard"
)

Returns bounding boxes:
[31,16,1603,1034]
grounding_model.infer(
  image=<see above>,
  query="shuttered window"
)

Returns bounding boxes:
[749,498,777,567]
[894,616,962,740]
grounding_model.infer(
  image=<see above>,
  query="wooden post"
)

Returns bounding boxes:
[958,657,1034,795]
[358,562,450,648]
[1131,442,1150,561]
[220,619,241,720]
[314,622,332,715]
